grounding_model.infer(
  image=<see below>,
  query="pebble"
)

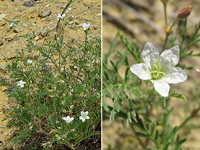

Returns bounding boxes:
[5,33,17,42]
[38,10,51,18]
[69,25,77,29]
[22,1,36,7]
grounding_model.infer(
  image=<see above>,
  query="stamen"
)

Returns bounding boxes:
[150,62,166,80]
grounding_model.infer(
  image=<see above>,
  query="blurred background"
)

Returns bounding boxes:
[103,0,200,149]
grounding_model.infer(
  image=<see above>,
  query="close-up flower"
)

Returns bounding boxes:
[62,116,74,123]
[81,23,90,31]
[57,13,65,19]
[17,80,26,88]
[130,42,188,97]
[27,60,32,64]
[79,111,90,122]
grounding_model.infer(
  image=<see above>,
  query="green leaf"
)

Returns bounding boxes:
[155,129,159,140]
[102,93,108,111]
[110,60,118,73]
[127,112,132,123]
[146,147,162,150]
[169,93,187,101]
[136,113,144,129]
[104,71,109,80]
[150,121,156,136]
[121,90,128,99]
[135,132,147,137]
[113,99,119,112]
[109,109,115,123]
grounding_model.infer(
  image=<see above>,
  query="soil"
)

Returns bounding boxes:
[103,0,200,149]
[0,0,101,149]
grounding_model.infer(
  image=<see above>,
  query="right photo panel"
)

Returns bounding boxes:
[103,0,200,149]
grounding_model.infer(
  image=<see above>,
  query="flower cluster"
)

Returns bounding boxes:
[62,111,90,124]
[130,42,187,97]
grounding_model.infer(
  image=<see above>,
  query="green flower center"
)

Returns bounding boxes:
[150,62,166,80]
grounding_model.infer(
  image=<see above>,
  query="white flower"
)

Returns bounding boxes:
[9,22,14,27]
[81,23,90,31]
[62,116,74,123]
[27,60,32,64]
[79,111,90,122]
[17,80,26,88]
[130,42,187,97]
[57,13,65,19]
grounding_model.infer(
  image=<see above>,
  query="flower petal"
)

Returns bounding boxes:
[160,46,180,70]
[163,67,188,84]
[85,111,88,115]
[142,42,159,69]
[154,81,170,97]
[130,63,151,80]
[86,116,90,119]
[81,111,84,115]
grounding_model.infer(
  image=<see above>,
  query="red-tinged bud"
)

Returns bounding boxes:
[177,5,193,19]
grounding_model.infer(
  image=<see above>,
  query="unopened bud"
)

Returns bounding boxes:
[177,5,192,19]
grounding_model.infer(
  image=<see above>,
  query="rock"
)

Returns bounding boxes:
[39,10,51,18]
[40,28,49,37]
[5,33,17,42]
[0,13,6,21]
[69,25,77,29]
[41,16,51,22]
[93,25,100,30]
[22,1,36,7]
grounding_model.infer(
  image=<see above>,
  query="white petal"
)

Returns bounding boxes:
[85,111,88,115]
[85,116,90,119]
[154,81,170,97]
[142,42,160,69]
[160,46,180,70]
[81,111,84,115]
[130,63,151,80]
[163,67,188,84]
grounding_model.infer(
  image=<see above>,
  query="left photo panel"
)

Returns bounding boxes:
[0,0,101,149]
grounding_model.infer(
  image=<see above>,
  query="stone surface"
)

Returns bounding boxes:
[22,1,36,7]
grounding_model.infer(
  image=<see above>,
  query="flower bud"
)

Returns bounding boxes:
[177,5,192,19]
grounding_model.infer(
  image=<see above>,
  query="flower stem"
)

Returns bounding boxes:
[164,3,168,27]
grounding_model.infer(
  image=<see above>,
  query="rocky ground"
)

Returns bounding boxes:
[103,0,200,149]
[0,0,101,149]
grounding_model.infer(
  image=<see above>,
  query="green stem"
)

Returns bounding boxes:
[162,34,169,51]
[164,3,168,27]
[162,19,178,51]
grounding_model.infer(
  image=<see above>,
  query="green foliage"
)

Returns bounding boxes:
[103,18,200,149]
[0,2,101,149]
